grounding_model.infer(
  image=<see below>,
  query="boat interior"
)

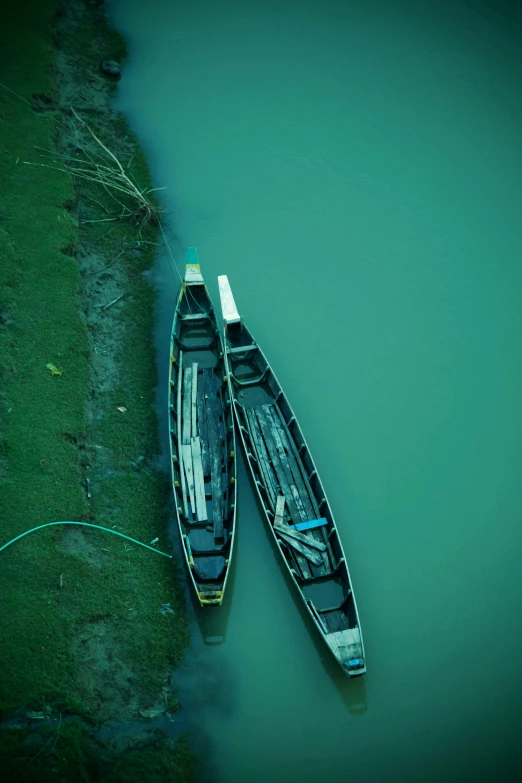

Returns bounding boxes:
[169,282,236,604]
[224,318,364,672]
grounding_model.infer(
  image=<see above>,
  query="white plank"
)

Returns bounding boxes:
[217,275,241,324]
[176,352,188,518]
[275,495,286,526]
[191,363,198,436]
[182,366,192,444]
[191,437,208,522]
[181,443,196,515]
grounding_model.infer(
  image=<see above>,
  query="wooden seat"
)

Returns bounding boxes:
[179,312,210,321]
[189,528,226,553]
[227,344,258,354]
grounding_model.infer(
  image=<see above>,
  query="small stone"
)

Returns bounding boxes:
[135,455,145,466]
[101,60,121,79]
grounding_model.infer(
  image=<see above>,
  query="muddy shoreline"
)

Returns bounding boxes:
[0,0,194,779]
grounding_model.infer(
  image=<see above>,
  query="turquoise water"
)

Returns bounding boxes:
[109,1,522,780]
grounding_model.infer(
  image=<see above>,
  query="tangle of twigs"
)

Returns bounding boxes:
[24,108,165,227]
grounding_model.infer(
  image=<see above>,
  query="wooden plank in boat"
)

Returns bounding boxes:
[264,408,311,529]
[182,366,192,445]
[196,382,210,477]
[273,522,326,551]
[244,408,277,509]
[266,403,329,570]
[279,539,312,580]
[275,531,324,566]
[273,494,311,579]
[179,312,208,321]
[256,406,329,575]
[253,406,300,524]
[267,405,315,520]
[272,403,335,569]
[181,443,196,515]
[261,406,302,509]
[191,436,208,522]
[204,370,224,540]
[274,495,286,526]
[307,599,330,635]
[191,363,198,436]
[227,344,258,354]
[176,353,188,518]
[290,518,328,532]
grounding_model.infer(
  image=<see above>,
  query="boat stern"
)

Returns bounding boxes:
[185,247,204,284]
[326,627,366,677]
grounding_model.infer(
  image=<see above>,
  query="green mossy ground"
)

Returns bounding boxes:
[0,1,193,779]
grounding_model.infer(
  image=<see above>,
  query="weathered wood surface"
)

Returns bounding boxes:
[176,353,188,518]
[179,311,209,321]
[243,408,277,509]
[245,410,312,578]
[273,522,326,551]
[276,530,324,566]
[267,405,315,520]
[191,363,198,437]
[204,369,224,539]
[181,443,196,515]
[307,599,330,635]
[272,403,335,570]
[182,366,192,445]
[191,436,207,522]
[274,495,286,526]
[227,343,258,354]
[267,403,330,571]
[255,405,328,576]
[253,406,300,525]
[272,495,311,578]
[196,379,210,477]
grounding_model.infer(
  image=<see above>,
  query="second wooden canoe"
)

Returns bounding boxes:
[217,274,366,675]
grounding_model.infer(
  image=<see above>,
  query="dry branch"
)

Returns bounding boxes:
[24,108,164,226]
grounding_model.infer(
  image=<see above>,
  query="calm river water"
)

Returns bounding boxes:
[109,1,522,781]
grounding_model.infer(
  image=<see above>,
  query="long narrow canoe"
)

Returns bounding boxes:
[168,251,237,606]
[217,275,366,675]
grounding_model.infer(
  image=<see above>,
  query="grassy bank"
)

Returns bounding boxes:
[0,0,192,779]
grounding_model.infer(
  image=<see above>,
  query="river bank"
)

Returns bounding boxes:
[0,0,193,779]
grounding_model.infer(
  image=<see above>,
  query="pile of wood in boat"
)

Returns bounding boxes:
[178,363,230,582]
[241,403,334,580]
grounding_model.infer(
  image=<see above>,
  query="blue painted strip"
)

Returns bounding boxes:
[289,517,328,532]
[186,247,200,265]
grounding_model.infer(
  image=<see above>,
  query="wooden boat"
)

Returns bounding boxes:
[167,251,237,606]
[217,275,366,675]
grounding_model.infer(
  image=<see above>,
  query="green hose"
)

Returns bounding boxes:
[0,521,172,558]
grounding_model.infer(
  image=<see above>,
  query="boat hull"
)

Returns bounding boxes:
[218,276,365,675]
[168,259,237,606]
